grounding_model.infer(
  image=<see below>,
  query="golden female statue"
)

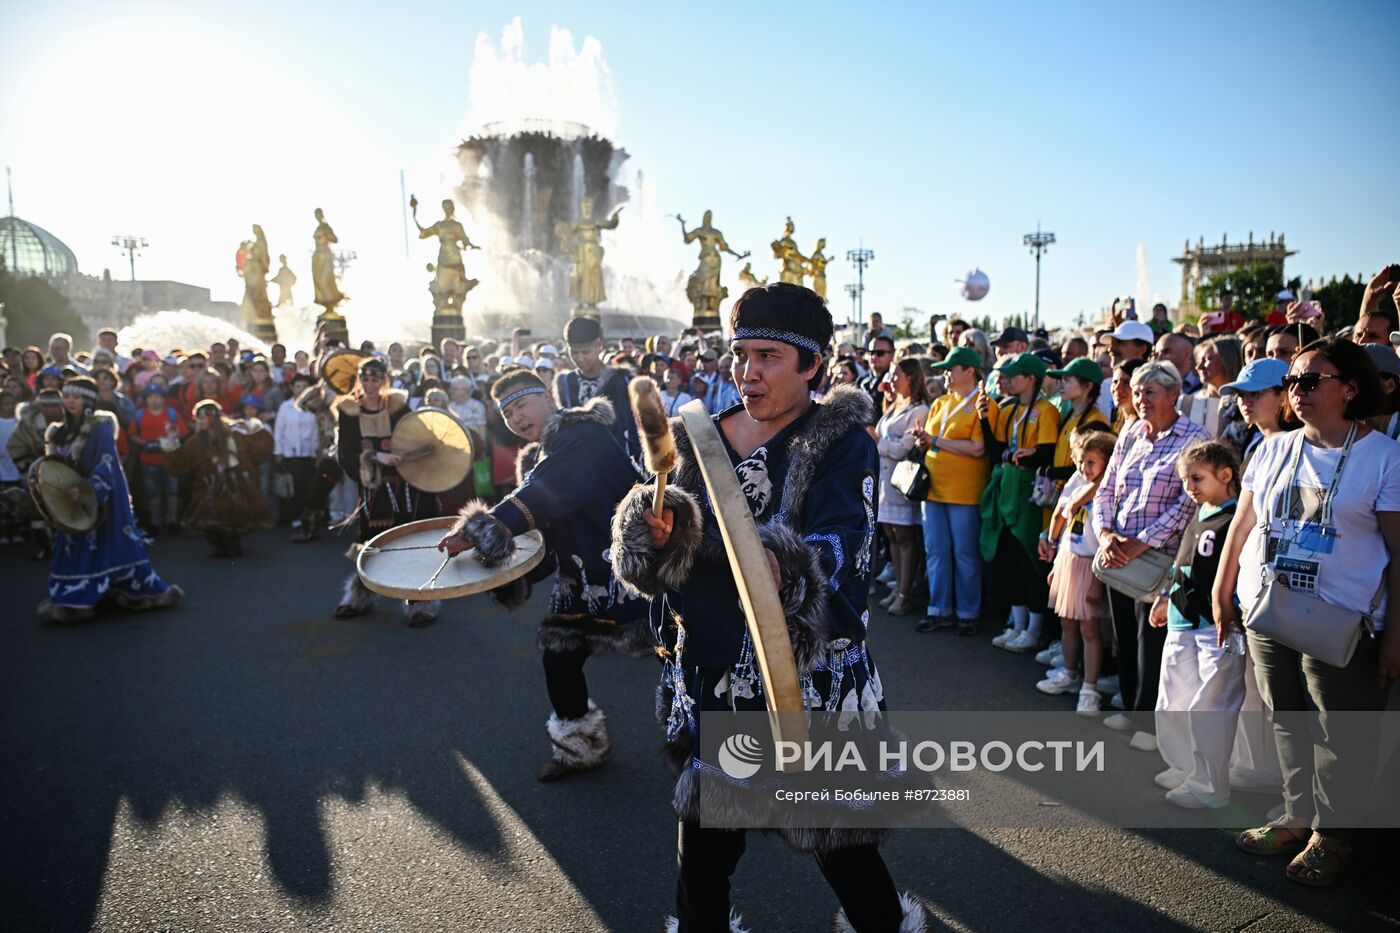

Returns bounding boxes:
[271,254,297,308]
[311,208,346,314]
[565,197,623,310]
[805,238,831,301]
[771,216,808,285]
[737,261,768,292]
[410,195,480,313]
[239,225,274,335]
[679,210,748,327]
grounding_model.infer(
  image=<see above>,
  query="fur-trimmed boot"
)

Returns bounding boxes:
[539,701,610,782]
[37,599,96,625]
[662,911,750,933]
[834,891,930,933]
[335,574,376,618]
[404,599,440,628]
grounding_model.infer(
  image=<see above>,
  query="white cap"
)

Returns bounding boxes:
[498,355,514,367]
[537,344,559,357]
[534,356,555,370]
[1276,289,1297,302]
[1105,321,1155,344]
[515,354,535,368]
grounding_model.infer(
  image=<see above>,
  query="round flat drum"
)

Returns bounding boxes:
[28,455,102,534]
[391,409,473,493]
[356,516,545,600]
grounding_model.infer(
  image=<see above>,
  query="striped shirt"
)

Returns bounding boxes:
[1093,415,1210,552]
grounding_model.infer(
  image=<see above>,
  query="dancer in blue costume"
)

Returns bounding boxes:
[37,377,182,624]
[612,285,926,932]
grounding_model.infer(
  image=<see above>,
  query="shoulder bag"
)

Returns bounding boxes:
[892,447,930,501]
[1092,545,1174,602]
[1242,423,1379,667]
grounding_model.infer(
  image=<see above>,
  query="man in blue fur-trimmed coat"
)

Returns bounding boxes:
[436,366,653,781]
[610,284,927,932]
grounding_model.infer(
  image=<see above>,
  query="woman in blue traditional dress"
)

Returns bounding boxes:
[36,377,182,624]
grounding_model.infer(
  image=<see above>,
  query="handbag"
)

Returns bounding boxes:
[891,448,930,501]
[1091,546,1174,602]
[1241,423,1378,667]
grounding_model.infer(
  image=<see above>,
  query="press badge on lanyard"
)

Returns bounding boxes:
[1263,423,1354,593]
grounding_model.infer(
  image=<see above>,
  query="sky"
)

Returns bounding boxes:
[3,0,1398,336]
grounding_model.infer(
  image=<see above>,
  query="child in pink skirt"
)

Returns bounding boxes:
[1039,425,1118,714]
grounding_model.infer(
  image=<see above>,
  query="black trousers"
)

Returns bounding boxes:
[1106,586,1166,731]
[280,456,317,520]
[991,529,1050,612]
[542,645,591,720]
[675,821,901,932]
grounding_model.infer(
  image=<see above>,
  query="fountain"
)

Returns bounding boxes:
[453,20,688,341]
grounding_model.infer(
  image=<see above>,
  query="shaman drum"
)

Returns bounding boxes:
[391,409,473,494]
[319,348,372,396]
[27,455,103,534]
[356,516,545,600]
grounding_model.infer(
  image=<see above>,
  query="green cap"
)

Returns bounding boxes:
[1046,356,1105,384]
[994,351,1048,380]
[928,346,983,371]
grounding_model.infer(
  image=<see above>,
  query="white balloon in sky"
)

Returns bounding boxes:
[958,269,990,302]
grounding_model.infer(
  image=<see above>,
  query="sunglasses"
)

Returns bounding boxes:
[1281,373,1340,393]
[869,349,894,357]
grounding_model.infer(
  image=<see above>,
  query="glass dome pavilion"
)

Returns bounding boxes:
[0,215,79,278]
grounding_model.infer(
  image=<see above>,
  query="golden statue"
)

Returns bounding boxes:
[771,216,808,285]
[411,196,480,314]
[565,197,622,311]
[805,238,831,301]
[271,254,297,308]
[238,225,275,339]
[678,210,748,328]
[737,261,768,292]
[311,207,346,317]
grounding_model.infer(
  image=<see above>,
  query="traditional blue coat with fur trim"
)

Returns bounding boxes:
[43,411,176,613]
[454,397,651,654]
[611,384,889,852]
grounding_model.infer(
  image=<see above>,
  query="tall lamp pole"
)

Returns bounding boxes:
[111,235,148,281]
[844,283,862,334]
[846,243,874,333]
[1022,224,1055,332]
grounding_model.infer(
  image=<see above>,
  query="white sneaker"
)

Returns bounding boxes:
[1165,785,1227,809]
[1128,731,1159,752]
[1102,713,1134,732]
[1096,674,1119,696]
[1109,693,1125,710]
[875,565,896,585]
[1044,665,1065,679]
[1036,669,1083,695]
[1034,641,1061,666]
[1075,689,1101,716]
[1004,630,1040,654]
[1153,767,1186,789]
[991,629,1015,648]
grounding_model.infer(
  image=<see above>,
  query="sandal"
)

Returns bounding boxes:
[1286,833,1353,887]
[1235,819,1310,856]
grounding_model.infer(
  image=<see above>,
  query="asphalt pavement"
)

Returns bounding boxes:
[2,529,1395,932]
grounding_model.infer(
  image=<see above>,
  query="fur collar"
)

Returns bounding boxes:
[43,409,119,458]
[514,396,616,483]
[335,389,408,417]
[667,384,871,530]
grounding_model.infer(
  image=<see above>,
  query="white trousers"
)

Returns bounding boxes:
[1227,647,1283,788]
[1155,628,1246,804]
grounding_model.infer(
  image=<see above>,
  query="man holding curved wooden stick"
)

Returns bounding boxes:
[611,284,925,932]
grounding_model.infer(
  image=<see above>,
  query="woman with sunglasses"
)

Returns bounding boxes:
[1213,338,1400,886]
[332,357,443,626]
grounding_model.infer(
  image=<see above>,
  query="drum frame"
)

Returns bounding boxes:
[356,516,546,600]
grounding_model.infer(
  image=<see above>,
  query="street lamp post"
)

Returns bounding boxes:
[111,235,148,281]
[845,243,874,334]
[844,283,862,335]
[1022,225,1055,332]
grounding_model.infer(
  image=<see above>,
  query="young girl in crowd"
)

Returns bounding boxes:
[1039,424,1116,713]
[1148,441,1243,809]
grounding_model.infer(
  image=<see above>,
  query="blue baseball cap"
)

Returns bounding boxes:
[1219,357,1288,396]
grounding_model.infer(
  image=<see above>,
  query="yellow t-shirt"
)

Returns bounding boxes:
[923,391,988,505]
[991,396,1061,453]
[1053,405,1109,470]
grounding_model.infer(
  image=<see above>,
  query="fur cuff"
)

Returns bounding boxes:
[358,449,381,489]
[663,912,750,933]
[490,576,532,611]
[611,484,703,597]
[546,702,611,768]
[403,599,440,626]
[757,522,830,673]
[834,892,929,933]
[451,500,515,567]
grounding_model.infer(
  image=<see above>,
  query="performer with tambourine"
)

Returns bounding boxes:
[610,285,926,931]
[333,356,444,626]
[435,366,651,782]
[161,399,274,557]
[34,376,182,624]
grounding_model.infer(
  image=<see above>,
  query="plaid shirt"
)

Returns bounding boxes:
[1093,415,1211,552]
